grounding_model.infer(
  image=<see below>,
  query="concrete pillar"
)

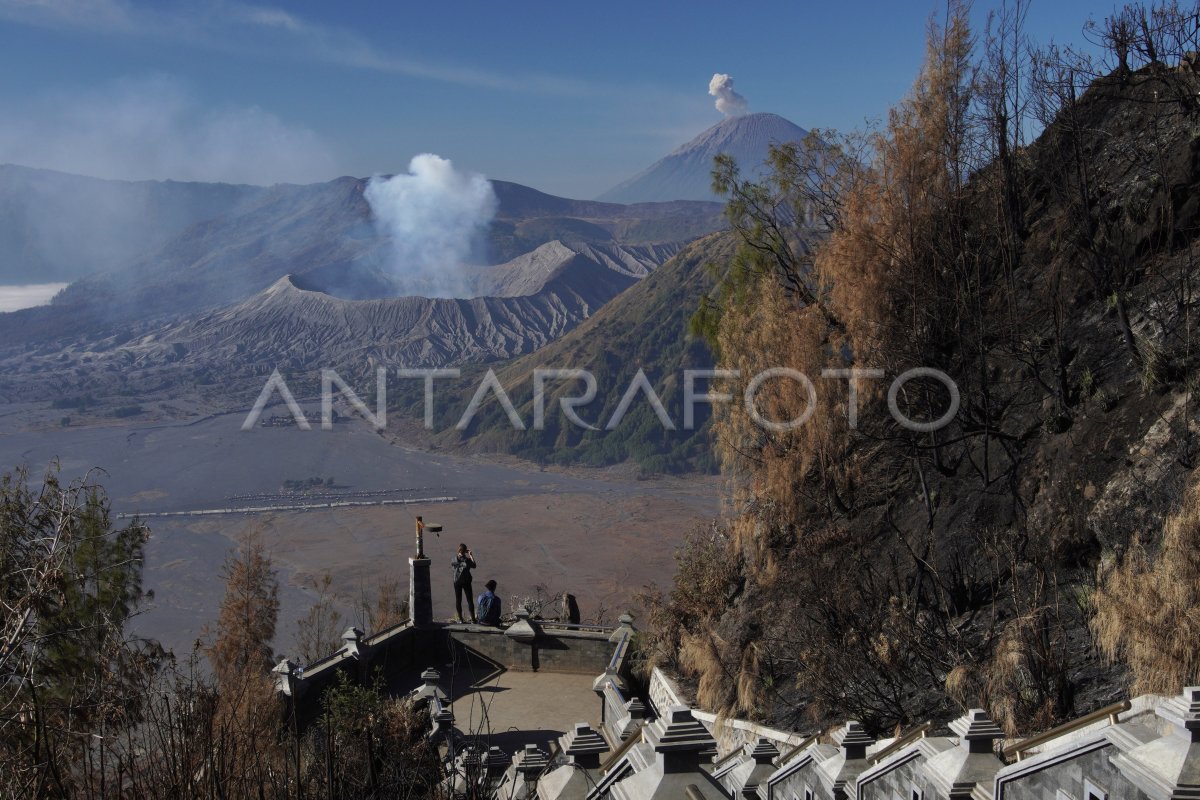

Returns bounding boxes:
[411,667,447,709]
[562,722,609,770]
[514,743,549,783]
[1111,686,1200,799]
[609,612,635,642]
[272,658,299,696]
[505,606,540,643]
[409,557,433,627]
[923,709,1004,800]
[341,626,365,659]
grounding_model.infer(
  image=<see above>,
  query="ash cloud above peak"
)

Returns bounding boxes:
[708,72,749,117]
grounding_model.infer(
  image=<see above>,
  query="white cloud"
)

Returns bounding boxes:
[0,0,593,95]
[0,0,138,31]
[0,75,340,184]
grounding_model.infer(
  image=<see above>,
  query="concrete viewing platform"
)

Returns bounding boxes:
[271,549,1200,799]
[446,667,601,755]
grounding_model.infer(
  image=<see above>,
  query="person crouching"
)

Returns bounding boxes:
[476,579,501,626]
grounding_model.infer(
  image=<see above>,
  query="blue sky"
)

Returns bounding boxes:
[0,0,1108,198]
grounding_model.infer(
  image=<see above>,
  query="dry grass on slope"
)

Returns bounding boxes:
[1092,469,1200,695]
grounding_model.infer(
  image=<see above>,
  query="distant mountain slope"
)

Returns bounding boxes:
[0,165,729,412]
[597,113,809,203]
[0,164,262,284]
[0,171,723,346]
[0,238,696,405]
[46,176,379,322]
[151,239,678,368]
[411,232,739,474]
[156,271,603,369]
[465,240,682,298]
[0,166,723,303]
[487,179,724,261]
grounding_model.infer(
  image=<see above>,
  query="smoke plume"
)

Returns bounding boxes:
[708,73,749,116]
[364,154,497,298]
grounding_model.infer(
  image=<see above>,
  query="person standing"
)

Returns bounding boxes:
[476,579,502,626]
[451,543,477,623]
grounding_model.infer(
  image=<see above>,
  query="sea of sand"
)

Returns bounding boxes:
[0,406,720,658]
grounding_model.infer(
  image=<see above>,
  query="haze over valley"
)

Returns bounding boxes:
[0,101,777,650]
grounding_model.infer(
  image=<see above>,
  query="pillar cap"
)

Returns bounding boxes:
[486,746,508,771]
[272,658,298,675]
[950,709,1004,743]
[645,705,717,754]
[834,721,875,751]
[563,722,609,757]
[514,743,549,775]
[505,607,540,643]
[1158,686,1200,734]
[748,737,781,763]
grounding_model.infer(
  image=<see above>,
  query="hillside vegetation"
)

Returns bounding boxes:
[389,233,738,474]
[643,1,1200,736]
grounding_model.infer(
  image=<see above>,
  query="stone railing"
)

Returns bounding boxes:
[274,611,638,731]
[691,708,810,754]
[649,666,811,754]
[584,614,646,745]
[273,620,433,729]
[445,609,627,674]
[275,556,640,732]
[649,664,689,713]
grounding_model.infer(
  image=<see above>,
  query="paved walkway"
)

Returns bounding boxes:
[448,668,601,755]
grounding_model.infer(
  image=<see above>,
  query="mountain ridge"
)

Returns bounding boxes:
[0,169,723,346]
[0,238,693,404]
[403,232,736,474]
[596,112,809,204]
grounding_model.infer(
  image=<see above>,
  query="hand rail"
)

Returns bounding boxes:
[608,631,631,672]
[539,621,616,632]
[599,722,646,771]
[1002,700,1131,761]
[711,745,745,770]
[776,729,824,766]
[869,721,933,764]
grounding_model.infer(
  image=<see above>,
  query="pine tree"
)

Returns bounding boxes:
[206,532,279,690]
[0,466,159,795]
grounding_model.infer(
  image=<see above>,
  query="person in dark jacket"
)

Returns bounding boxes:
[451,543,477,623]
[476,580,501,626]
